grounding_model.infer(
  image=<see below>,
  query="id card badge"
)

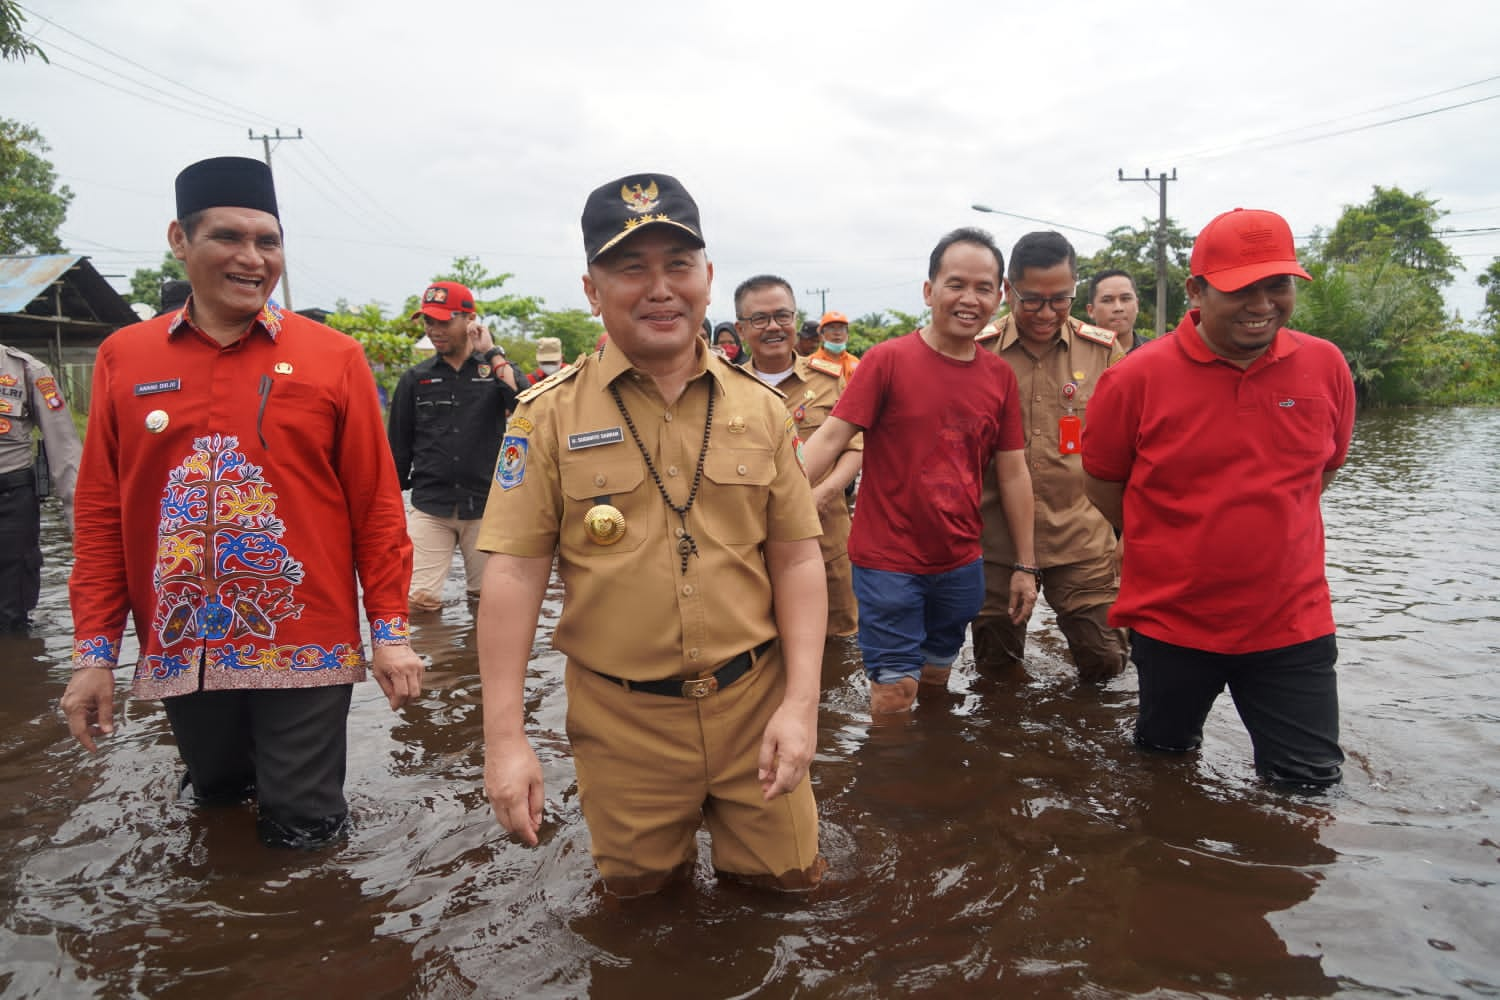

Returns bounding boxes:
[1058,414,1082,455]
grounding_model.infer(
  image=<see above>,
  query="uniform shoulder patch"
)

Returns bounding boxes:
[1075,323,1117,348]
[516,355,586,403]
[726,359,786,397]
[807,357,843,378]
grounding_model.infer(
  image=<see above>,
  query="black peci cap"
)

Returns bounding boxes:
[175,156,279,220]
[581,173,703,263]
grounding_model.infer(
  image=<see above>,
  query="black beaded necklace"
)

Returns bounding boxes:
[609,377,715,574]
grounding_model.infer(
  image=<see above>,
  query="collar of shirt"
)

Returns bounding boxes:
[167,297,284,343]
[1177,309,1300,369]
[995,312,1081,356]
[596,335,730,395]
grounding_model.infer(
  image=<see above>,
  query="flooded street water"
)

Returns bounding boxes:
[1,407,1497,998]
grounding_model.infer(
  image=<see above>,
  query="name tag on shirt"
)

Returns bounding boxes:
[134,378,181,396]
[567,427,624,451]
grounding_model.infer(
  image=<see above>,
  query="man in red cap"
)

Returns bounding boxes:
[387,281,518,610]
[60,156,423,847]
[809,311,859,379]
[1082,208,1356,786]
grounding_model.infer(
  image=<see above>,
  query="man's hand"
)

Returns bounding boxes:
[60,667,117,753]
[810,480,844,514]
[758,699,817,800]
[467,318,495,355]
[370,643,424,711]
[1008,570,1038,625]
[485,736,545,845]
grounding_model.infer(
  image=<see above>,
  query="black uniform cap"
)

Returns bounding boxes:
[582,173,703,263]
[175,156,279,220]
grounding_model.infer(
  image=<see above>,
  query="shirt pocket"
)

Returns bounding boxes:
[1268,395,1334,460]
[702,446,776,545]
[559,454,649,556]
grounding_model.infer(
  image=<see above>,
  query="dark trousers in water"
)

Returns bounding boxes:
[0,468,41,633]
[1131,631,1343,786]
[163,684,354,847]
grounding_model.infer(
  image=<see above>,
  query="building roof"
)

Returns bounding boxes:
[0,254,139,328]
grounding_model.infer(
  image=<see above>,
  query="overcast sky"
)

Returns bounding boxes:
[6,0,1499,327]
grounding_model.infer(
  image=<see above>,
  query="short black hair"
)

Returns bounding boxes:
[1007,231,1076,283]
[928,227,1004,282]
[1088,268,1136,304]
[733,274,795,316]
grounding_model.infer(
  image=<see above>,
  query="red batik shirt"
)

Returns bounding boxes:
[69,302,413,698]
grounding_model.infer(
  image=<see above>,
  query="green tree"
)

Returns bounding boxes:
[525,309,604,369]
[1322,185,1461,286]
[1,0,46,62]
[1292,256,1444,404]
[324,302,421,399]
[0,118,73,253]
[432,256,544,336]
[1073,218,1194,333]
[1476,257,1500,333]
[125,252,187,312]
[849,309,928,354]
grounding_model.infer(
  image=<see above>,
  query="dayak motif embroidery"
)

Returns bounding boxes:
[147,434,312,678]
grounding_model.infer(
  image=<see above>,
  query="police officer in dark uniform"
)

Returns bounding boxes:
[0,343,81,632]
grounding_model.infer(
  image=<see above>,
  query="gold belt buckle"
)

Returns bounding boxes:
[681,676,718,699]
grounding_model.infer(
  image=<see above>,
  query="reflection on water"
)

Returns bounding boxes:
[2,409,1497,998]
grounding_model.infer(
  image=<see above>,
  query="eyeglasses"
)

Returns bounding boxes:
[1014,293,1076,314]
[737,309,798,330]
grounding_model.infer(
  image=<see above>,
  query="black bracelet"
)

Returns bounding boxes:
[483,347,504,363]
[1012,563,1042,581]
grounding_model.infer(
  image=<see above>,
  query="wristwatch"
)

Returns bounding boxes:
[1011,562,1043,582]
[483,347,506,365]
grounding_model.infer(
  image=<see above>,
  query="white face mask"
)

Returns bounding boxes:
[539,361,561,375]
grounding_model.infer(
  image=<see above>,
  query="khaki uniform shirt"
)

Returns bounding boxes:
[757,355,862,560]
[977,315,1124,567]
[477,341,820,681]
[0,345,81,516]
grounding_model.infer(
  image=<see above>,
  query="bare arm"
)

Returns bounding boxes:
[477,552,553,845]
[1084,473,1126,534]
[993,448,1038,624]
[801,415,860,486]
[759,536,826,800]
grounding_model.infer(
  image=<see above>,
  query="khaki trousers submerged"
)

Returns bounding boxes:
[406,506,487,608]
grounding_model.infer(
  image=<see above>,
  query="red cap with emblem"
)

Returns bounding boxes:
[1190,208,1311,292]
[411,281,476,321]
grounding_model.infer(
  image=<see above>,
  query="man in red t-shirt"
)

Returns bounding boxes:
[803,228,1037,717]
[1082,208,1356,786]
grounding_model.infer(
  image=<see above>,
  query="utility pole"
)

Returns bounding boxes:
[1117,168,1177,336]
[249,127,303,310]
[805,287,829,315]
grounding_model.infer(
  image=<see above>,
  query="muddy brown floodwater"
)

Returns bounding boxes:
[1,407,1497,998]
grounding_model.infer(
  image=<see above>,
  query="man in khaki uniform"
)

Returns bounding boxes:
[475,173,828,897]
[0,344,81,633]
[736,274,862,637]
[974,231,1128,683]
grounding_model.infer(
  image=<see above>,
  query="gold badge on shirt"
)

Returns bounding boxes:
[584,503,626,545]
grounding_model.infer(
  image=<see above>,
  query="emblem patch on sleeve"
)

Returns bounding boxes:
[498,436,528,490]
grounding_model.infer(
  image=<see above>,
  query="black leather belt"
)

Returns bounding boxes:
[592,639,775,698]
[0,467,35,490]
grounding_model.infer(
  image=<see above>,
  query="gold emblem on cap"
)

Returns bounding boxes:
[275,362,293,375]
[145,409,169,433]
[584,504,626,545]
[727,416,746,434]
[621,181,660,214]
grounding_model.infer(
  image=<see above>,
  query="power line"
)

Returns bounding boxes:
[971,204,1109,238]
[44,59,245,129]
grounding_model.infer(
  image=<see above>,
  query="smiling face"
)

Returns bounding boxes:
[169,207,283,329]
[1188,273,1297,364]
[423,312,472,362]
[738,284,799,374]
[582,227,712,367]
[1005,261,1078,346]
[923,240,1002,343]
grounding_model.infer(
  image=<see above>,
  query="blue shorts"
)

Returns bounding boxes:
[851,559,985,684]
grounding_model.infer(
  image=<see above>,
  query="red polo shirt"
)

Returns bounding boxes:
[1081,311,1355,654]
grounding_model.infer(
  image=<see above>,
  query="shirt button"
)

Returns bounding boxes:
[675,527,686,537]
[1032,428,1042,436]
[737,464,747,475]
[594,474,607,487]
[667,465,679,476]
[664,412,673,422]
[682,584,694,596]
[1034,395,1042,402]
[689,648,701,659]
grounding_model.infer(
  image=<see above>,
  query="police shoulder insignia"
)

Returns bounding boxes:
[516,356,585,403]
[807,357,843,379]
[497,436,529,490]
[1075,323,1117,348]
[507,414,534,435]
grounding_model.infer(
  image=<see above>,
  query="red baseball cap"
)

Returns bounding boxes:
[818,311,849,330]
[1190,208,1311,292]
[411,281,476,321]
